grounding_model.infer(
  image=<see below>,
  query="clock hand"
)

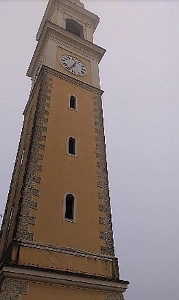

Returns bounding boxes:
[68,61,76,70]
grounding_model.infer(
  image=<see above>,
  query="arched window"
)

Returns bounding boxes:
[64,194,75,221]
[66,18,84,38]
[69,95,77,110]
[68,137,76,155]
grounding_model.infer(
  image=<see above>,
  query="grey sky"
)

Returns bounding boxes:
[0,1,179,299]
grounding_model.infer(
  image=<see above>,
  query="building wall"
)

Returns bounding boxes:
[0,68,116,281]
[0,84,40,258]
[21,282,105,300]
[16,245,115,278]
[28,74,104,253]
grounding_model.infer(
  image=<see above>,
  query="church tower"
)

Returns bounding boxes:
[0,0,129,299]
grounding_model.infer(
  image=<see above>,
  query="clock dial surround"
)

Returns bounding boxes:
[60,54,87,76]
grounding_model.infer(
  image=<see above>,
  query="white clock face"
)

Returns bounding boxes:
[60,55,87,76]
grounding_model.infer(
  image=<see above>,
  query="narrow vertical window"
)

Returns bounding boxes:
[68,137,76,155]
[64,194,75,221]
[69,95,77,110]
[7,205,14,230]
[20,149,25,165]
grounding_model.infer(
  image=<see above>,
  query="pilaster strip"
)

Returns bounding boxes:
[93,95,115,256]
[15,71,52,242]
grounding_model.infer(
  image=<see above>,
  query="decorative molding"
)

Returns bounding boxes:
[0,266,128,295]
[27,22,105,77]
[19,240,116,263]
[0,278,28,300]
[49,25,102,61]
[28,66,102,110]
[93,95,115,257]
[106,292,125,300]
[39,65,103,95]
[54,36,97,62]
[15,71,52,242]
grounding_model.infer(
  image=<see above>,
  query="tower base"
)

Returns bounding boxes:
[0,265,128,300]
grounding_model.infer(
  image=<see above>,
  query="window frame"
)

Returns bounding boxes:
[63,193,76,222]
[67,136,77,157]
[20,148,25,165]
[7,205,14,230]
[69,94,78,111]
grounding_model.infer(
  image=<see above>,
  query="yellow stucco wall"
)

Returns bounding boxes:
[29,74,105,254]
[17,245,114,278]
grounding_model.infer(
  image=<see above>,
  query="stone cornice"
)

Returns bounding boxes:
[25,65,103,116]
[0,265,129,293]
[43,65,104,93]
[19,240,116,261]
[37,0,99,41]
[27,20,105,78]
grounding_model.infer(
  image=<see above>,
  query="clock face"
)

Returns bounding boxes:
[60,55,87,76]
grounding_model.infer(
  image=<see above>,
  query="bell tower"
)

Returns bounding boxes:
[0,1,129,299]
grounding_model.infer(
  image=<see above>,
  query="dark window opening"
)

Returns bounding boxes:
[7,205,14,230]
[65,194,74,220]
[68,137,76,155]
[20,149,25,165]
[66,18,84,38]
[70,95,76,109]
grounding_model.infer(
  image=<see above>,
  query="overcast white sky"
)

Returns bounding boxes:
[0,1,179,300]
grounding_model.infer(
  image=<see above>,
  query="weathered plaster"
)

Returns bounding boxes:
[0,278,28,300]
